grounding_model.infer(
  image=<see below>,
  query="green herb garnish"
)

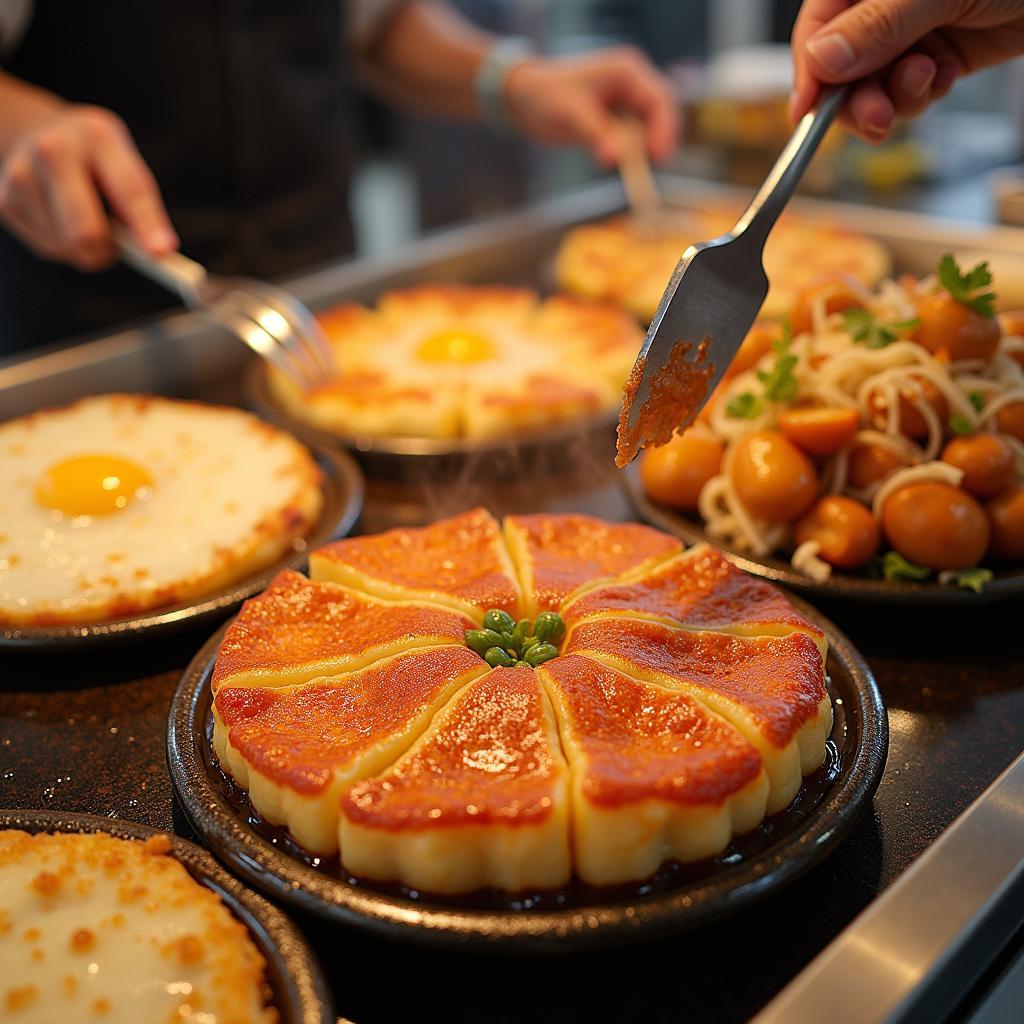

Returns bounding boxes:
[726,392,762,420]
[879,551,932,582]
[469,609,562,668]
[842,308,920,349]
[756,336,799,404]
[725,322,799,419]
[943,566,993,594]
[937,253,997,318]
[968,391,986,413]
[949,413,975,436]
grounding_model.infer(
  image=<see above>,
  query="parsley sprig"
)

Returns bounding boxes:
[868,553,993,592]
[842,308,920,349]
[937,254,997,318]
[726,324,799,419]
[943,567,994,594]
[949,413,975,437]
[872,551,932,582]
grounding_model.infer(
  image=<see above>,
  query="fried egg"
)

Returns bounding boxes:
[268,285,642,439]
[0,394,324,627]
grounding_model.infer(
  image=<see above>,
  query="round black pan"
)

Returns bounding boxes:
[0,808,334,1023]
[168,597,887,951]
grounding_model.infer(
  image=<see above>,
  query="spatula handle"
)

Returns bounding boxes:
[733,86,848,247]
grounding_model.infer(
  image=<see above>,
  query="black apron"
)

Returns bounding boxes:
[0,0,354,355]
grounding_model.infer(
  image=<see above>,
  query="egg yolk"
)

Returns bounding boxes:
[35,454,154,516]
[415,328,496,364]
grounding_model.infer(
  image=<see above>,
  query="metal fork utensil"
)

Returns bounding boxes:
[114,228,336,391]
[619,86,847,461]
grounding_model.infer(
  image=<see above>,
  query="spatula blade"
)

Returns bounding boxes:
[616,232,769,467]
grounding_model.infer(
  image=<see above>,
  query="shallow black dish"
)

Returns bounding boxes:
[245,361,619,483]
[0,808,334,1023]
[1,444,363,649]
[168,597,887,951]
[622,464,1024,606]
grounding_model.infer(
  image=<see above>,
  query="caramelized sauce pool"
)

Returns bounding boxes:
[616,339,715,468]
[203,677,847,911]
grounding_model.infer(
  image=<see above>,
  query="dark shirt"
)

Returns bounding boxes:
[0,0,354,355]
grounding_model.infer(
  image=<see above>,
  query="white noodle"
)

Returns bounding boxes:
[791,540,832,581]
[981,388,1024,422]
[688,272,1023,569]
[852,428,923,463]
[872,462,964,518]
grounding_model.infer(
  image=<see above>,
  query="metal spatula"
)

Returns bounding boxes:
[616,87,847,466]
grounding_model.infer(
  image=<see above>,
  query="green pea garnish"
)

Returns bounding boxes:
[468,609,566,667]
[484,647,516,669]
[483,609,516,634]
[523,643,559,667]
[465,629,506,656]
[533,611,566,645]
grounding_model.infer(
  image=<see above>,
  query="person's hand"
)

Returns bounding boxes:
[0,103,177,271]
[791,0,1024,142]
[502,47,680,166]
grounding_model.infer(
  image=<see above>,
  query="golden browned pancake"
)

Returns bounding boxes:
[556,209,892,323]
[214,646,487,853]
[503,513,681,616]
[340,667,571,893]
[0,830,274,1024]
[211,570,476,692]
[561,544,827,655]
[210,511,831,891]
[565,617,832,812]
[0,394,323,627]
[310,507,521,620]
[539,654,768,885]
[267,285,642,440]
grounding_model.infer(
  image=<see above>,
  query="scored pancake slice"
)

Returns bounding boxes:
[562,545,827,656]
[503,513,681,617]
[340,666,571,894]
[566,618,831,813]
[310,507,521,620]
[539,655,769,886]
[211,569,475,693]
[213,646,486,854]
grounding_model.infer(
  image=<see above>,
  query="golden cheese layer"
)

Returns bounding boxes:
[565,617,832,812]
[540,654,769,884]
[0,830,273,1024]
[310,507,521,619]
[339,667,571,893]
[504,513,681,616]
[211,569,475,693]
[562,545,826,654]
[214,647,486,853]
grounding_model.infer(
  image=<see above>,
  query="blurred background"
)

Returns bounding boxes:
[351,0,1024,256]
